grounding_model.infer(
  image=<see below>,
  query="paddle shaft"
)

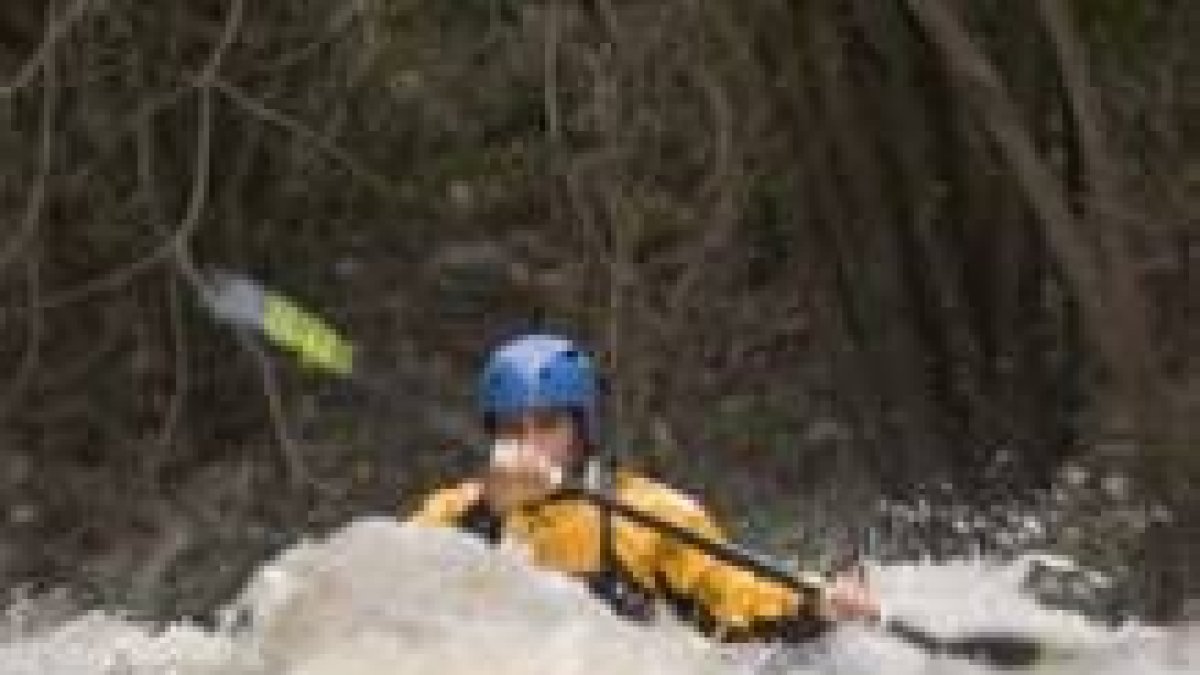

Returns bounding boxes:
[536,487,1043,668]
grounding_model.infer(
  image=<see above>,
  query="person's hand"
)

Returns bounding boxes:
[481,439,564,513]
[818,569,882,622]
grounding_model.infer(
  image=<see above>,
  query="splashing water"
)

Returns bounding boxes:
[0,518,1195,674]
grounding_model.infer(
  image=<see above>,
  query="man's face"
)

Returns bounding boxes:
[493,408,583,469]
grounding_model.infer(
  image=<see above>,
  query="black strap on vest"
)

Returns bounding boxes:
[456,498,504,545]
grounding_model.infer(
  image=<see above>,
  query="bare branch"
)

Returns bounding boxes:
[903,0,1166,434]
[1036,0,1116,205]
[237,330,314,492]
[28,87,215,311]
[0,0,93,99]
[0,10,57,422]
[211,78,399,198]
[0,6,58,276]
[543,0,562,145]
[156,261,189,453]
[0,254,43,422]
[194,0,246,87]
[168,88,217,272]
[1036,0,1175,438]
[20,0,244,313]
[902,0,1102,308]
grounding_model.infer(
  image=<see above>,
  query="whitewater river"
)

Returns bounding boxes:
[0,518,1195,674]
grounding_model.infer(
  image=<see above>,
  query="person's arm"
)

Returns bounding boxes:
[645,484,880,642]
[652,499,825,640]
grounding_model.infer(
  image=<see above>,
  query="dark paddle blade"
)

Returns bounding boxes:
[885,619,1044,669]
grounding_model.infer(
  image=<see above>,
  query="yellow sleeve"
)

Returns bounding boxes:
[404,480,482,527]
[651,492,802,632]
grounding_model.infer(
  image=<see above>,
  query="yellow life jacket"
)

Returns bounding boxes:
[405,469,816,638]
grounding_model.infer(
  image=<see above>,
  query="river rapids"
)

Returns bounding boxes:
[0,518,1195,674]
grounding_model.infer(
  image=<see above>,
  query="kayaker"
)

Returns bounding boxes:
[407,333,880,641]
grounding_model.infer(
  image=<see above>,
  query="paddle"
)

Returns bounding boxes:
[193,269,1047,668]
[535,487,1045,669]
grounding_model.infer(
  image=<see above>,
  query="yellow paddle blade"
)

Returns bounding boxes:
[262,290,355,376]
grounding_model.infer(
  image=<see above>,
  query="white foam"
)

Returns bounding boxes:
[0,518,1195,674]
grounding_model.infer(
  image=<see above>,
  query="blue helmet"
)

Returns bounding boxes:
[478,333,599,446]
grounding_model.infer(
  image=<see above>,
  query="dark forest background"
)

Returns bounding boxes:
[0,0,1196,624]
